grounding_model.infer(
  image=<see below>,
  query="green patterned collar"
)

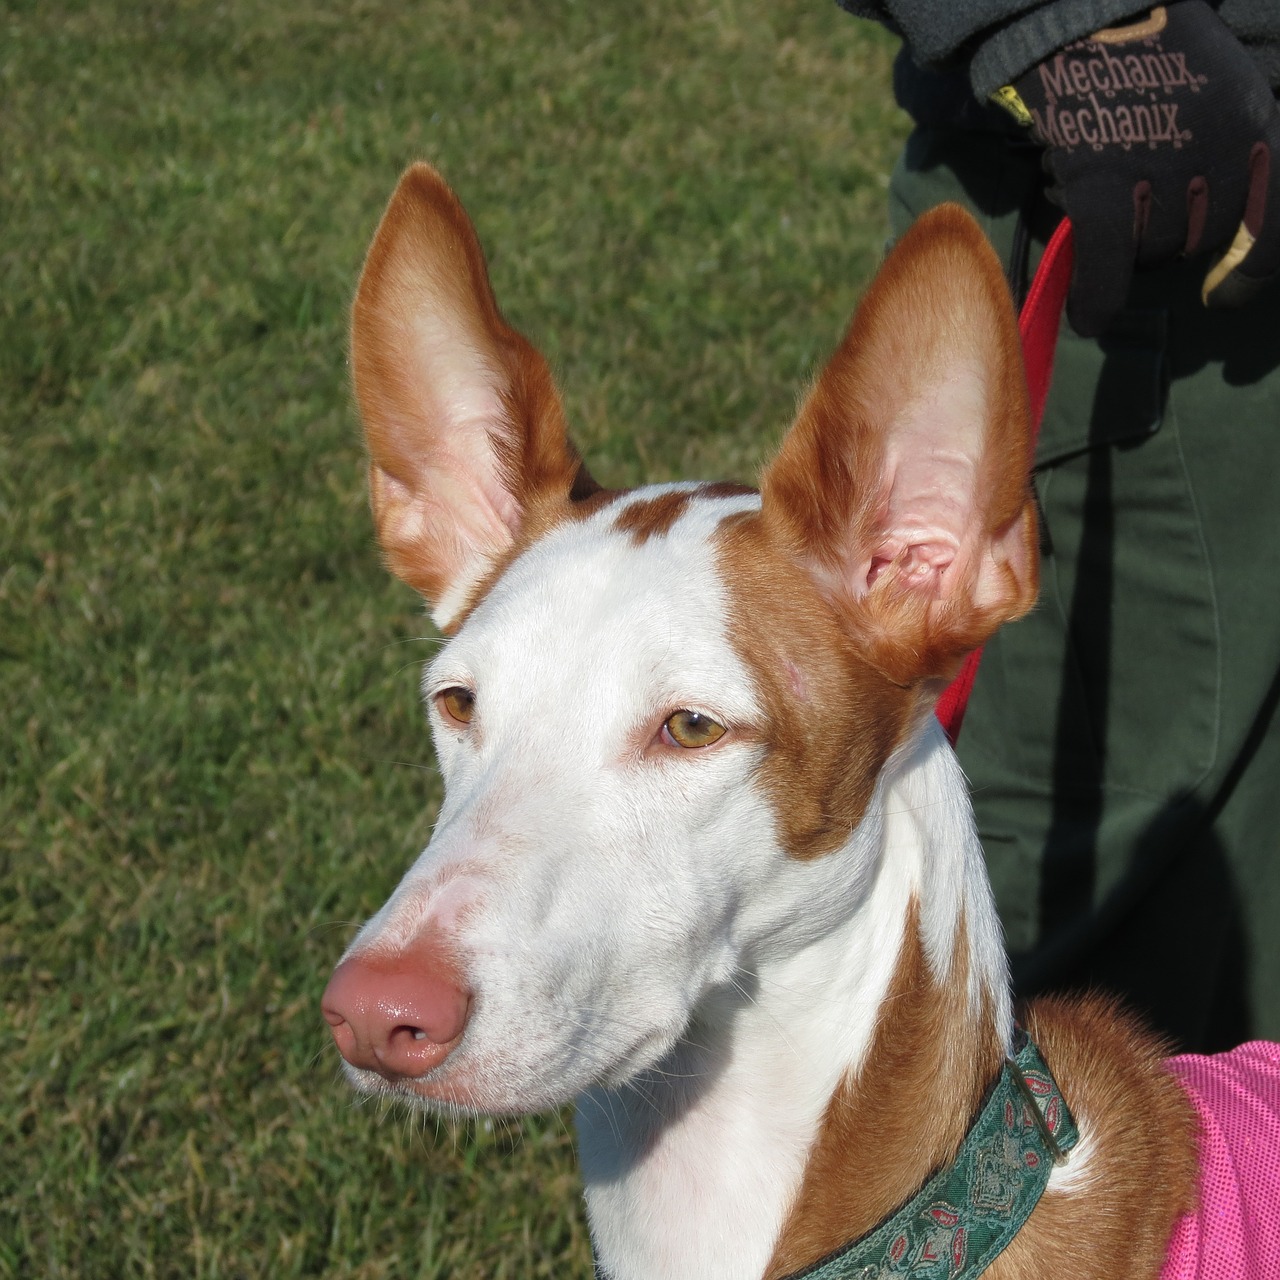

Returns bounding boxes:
[777,1031,1079,1280]
[592,1031,1078,1280]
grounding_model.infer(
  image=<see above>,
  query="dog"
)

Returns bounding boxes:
[322,163,1280,1279]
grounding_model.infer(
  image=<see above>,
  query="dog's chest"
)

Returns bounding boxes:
[576,1059,816,1280]
[572,910,913,1280]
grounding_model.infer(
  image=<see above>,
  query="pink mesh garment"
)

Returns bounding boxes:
[1161,1041,1280,1279]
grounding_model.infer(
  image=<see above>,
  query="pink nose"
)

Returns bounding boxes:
[321,941,471,1080]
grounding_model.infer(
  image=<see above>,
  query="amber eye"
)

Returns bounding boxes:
[437,686,475,725]
[663,709,726,749]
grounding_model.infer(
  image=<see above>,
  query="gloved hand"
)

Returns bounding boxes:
[993,2,1280,336]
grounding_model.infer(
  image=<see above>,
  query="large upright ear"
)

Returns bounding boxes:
[351,163,596,631]
[761,205,1037,687]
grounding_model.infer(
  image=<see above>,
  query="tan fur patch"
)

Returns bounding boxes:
[766,906,1002,1277]
[613,490,696,545]
[613,482,756,546]
[767,931,1197,1280]
[697,480,758,502]
[983,995,1198,1280]
[715,507,924,861]
[767,967,1198,1278]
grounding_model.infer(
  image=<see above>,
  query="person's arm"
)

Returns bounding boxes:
[837,0,1157,95]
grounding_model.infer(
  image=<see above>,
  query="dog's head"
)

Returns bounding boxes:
[322,164,1035,1115]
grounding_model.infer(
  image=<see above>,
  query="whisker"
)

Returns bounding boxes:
[382,634,447,651]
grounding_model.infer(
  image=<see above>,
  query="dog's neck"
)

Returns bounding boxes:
[576,719,1012,1280]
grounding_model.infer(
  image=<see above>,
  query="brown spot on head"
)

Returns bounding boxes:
[613,490,696,546]
[612,482,757,547]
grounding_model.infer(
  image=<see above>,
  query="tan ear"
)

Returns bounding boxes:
[761,204,1038,687]
[351,163,596,630]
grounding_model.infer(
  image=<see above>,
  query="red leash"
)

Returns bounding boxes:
[935,218,1075,746]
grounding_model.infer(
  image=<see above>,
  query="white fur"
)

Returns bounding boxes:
[337,485,1022,1279]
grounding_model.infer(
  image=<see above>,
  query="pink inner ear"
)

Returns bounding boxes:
[760,203,1037,683]
[397,302,525,537]
[856,374,986,601]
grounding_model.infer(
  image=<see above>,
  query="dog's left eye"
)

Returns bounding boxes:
[663,710,726,749]
[437,686,476,725]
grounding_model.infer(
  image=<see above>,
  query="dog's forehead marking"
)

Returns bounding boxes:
[612,481,758,546]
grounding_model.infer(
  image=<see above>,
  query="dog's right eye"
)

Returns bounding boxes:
[663,709,726,749]
[437,687,476,725]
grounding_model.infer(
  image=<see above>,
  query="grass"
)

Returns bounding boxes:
[0,3,908,1275]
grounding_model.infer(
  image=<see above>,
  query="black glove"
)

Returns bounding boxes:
[993,2,1280,336]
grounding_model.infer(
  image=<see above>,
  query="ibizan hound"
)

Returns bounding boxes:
[322,163,1259,1280]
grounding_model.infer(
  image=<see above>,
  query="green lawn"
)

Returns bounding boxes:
[1,3,908,1275]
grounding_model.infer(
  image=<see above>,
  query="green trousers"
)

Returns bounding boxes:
[890,128,1280,1051]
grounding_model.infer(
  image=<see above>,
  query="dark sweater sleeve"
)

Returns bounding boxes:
[1221,0,1280,88]
[837,0,1165,96]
